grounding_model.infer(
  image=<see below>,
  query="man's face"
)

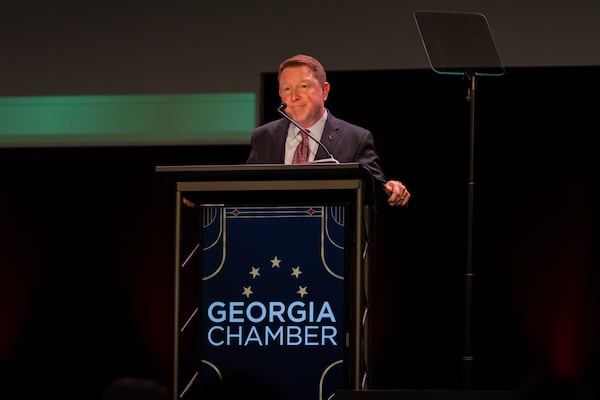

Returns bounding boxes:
[278,65,330,128]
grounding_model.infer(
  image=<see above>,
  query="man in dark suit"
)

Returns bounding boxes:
[247,54,410,207]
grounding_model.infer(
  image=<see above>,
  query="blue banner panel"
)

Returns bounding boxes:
[200,205,346,400]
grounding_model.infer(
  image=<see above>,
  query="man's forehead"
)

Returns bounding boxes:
[280,74,316,86]
[281,65,313,77]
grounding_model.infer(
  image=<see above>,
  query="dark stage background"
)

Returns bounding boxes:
[1,66,598,399]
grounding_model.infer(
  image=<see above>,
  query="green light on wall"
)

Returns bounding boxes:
[0,92,255,147]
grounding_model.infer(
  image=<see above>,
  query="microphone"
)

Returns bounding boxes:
[277,103,339,164]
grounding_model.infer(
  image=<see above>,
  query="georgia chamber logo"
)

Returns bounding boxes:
[205,255,340,347]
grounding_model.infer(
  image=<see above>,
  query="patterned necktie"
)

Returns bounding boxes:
[291,130,310,164]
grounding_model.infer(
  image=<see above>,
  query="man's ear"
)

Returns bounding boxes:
[322,82,331,100]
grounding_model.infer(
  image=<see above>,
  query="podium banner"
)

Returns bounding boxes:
[199,205,347,400]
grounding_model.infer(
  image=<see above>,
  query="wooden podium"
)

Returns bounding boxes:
[156,163,376,400]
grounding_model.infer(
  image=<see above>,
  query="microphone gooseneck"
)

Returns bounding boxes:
[276,103,339,164]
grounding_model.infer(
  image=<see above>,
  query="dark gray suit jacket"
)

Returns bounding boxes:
[246,111,388,186]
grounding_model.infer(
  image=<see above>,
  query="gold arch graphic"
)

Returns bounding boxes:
[202,207,222,251]
[319,359,343,400]
[321,206,344,280]
[203,208,227,281]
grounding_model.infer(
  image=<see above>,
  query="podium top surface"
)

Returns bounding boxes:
[155,162,372,183]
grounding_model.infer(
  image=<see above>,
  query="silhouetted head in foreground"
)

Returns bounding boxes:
[102,377,170,400]
[201,373,285,400]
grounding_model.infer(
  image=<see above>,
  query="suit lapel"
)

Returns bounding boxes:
[320,114,341,159]
[273,119,289,163]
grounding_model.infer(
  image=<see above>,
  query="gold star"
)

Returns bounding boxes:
[291,266,302,278]
[297,286,308,298]
[270,256,282,268]
[242,286,253,298]
[249,266,260,278]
